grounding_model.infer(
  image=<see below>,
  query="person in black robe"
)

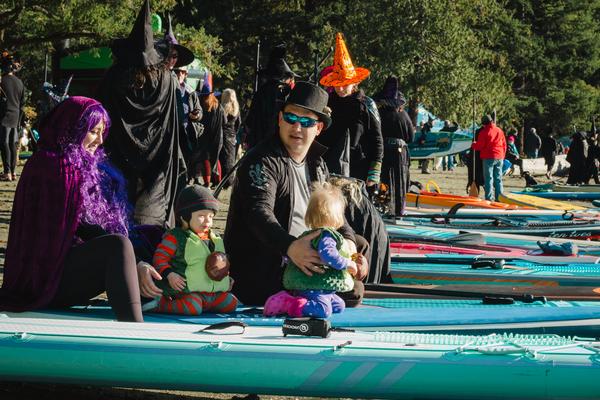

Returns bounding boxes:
[329,176,392,284]
[539,131,559,179]
[219,88,241,189]
[98,0,187,227]
[373,76,414,216]
[157,15,196,169]
[244,44,298,149]
[466,127,484,194]
[566,131,589,184]
[585,130,600,184]
[319,34,384,185]
[193,73,225,188]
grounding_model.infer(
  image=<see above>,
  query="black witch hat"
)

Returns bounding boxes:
[260,44,299,82]
[373,76,406,108]
[161,14,195,68]
[110,0,164,67]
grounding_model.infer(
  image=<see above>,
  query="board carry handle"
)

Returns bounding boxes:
[195,321,248,335]
[471,259,506,269]
[482,296,515,305]
[425,180,442,194]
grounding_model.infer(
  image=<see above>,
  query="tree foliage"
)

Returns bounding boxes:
[1,0,597,135]
[0,0,222,102]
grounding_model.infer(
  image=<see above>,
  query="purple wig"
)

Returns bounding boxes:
[62,104,132,235]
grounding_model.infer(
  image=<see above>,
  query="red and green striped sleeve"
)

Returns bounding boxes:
[153,233,179,278]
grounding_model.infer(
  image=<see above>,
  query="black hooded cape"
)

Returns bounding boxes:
[244,80,291,149]
[99,65,186,227]
[379,105,414,216]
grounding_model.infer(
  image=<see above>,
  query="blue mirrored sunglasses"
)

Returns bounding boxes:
[282,112,319,128]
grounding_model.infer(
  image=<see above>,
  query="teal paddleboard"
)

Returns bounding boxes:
[0,315,598,399]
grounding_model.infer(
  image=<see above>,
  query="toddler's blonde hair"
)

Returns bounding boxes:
[305,182,347,229]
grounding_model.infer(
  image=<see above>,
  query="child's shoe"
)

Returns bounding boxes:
[263,290,307,317]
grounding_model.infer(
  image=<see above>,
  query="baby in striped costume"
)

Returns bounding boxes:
[147,185,238,315]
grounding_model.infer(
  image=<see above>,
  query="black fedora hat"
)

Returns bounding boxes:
[285,81,331,128]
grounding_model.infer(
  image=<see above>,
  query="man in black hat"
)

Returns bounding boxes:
[225,81,367,306]
[244,44,300,149]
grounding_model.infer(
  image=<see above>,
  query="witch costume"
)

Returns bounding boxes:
[194,71,225,186]
[158,15,198,166]
[466,127,485,194]
[373,76,414,216]
[98,0,186,227]
[244,44,298,149]
[567,131,589,185]
[0,97,142,322]
[319,33,383,184]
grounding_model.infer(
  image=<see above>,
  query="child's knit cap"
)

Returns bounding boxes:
[175,185,219,218]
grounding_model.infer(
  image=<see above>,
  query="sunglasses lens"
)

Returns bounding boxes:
[283,112,317,128]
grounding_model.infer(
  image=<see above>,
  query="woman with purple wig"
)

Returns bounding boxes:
[0,96,144,322]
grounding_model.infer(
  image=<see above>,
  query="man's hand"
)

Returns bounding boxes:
[287,230,324,276]
[189,110,201,121]
[346,260,358,276]
[353,253,369,281]
[137,261,163,299]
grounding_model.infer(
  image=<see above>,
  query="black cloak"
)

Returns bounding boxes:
[379,104,414,216]
[99,66,187,227]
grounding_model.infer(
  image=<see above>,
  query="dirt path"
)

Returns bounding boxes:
[0,162,564,399]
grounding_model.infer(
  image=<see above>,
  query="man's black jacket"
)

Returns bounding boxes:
[224,134,355,305]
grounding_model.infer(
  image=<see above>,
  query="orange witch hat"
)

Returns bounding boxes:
[319,33,370,87]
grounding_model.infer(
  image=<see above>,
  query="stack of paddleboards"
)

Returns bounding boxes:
[407,191,528,209]
[512,184,600,201]
[1,301,600,399]
[499,192,587,210]
[397,212,600,240]
[385,223,600,299]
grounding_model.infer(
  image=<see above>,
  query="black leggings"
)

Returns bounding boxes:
[49,234,143,322]
[0,125,18,174]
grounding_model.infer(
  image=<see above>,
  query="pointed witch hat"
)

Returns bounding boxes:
[260,43,299,82]
[197,70,220,96]
[111,0,164,67]
[162,14,194,68]
[319,33,370,87]
[373,76,406,108]
[198,70,213,95]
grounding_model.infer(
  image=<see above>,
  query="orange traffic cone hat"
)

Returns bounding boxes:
[320,33,370,87]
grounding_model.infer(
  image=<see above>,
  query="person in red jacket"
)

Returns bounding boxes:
[472,115,506,201]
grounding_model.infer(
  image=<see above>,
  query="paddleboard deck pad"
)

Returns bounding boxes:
[0,313,599,400]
